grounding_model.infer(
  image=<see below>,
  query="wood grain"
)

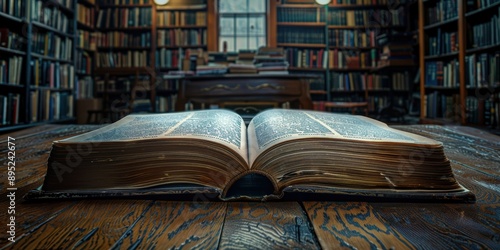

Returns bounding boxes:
[111,201,226,249]
[372,203,500,249]
[0,125,100,199]
[2,200,153,249]
[0,200,75,247]
[218,202,320,249]
[303,201,414,249]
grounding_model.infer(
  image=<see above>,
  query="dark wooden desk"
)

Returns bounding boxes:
[1,125,499,249]
[175,74,314,112]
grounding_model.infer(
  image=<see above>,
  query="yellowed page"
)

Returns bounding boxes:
[247,109,440,166]
[60,110,248,163]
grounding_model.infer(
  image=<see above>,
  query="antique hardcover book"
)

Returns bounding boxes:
[30,109,475,202]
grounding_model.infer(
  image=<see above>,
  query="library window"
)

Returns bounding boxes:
[218,0,267,52]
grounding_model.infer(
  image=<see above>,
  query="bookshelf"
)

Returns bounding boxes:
[274,0,412,115]
[0,0,77,131]
[76,0,96,100]
[94,0,156,117]
[419,0,500,130]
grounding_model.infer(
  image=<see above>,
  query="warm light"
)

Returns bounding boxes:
[315,0,331,5]
[154,0,169,5]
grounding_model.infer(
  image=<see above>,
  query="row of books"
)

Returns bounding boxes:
[277,7,324,23]
[0,56,23,85]
[99,0,150,4]
[157,11,207,26]
[424,92,458,119]
[427,29,458,56]
[77,30,96,51]
[367,95,407,113]
[424,60,459,87]
[328,9,404,26]
[277,27,324,44]
[30,90,73,122]
[0,28,25,51]
[31,60,75,89]
[328,30,376,47]
[30,0,73,34]
[0,93,20,126]
[97,8,153,28]
[466,0,500,11]
[76,51,92,75]
[95,77,133,92]
[76,76,94,99]
[156,49,180,68]
[469,9,500,49]
[32,32,73,61]
[156,94,178,113]
[426,0,458,25]
[96,32,152,47]
[465,96,497,126]
[330,72,409,91]
[0,0,25,18]
[96,51,150,68]
[49,0,73,9]
[465,52,500,88]
[329,49,377,69]
[77,3,95,28]
[157,29,207,46]
[286,48,327,69]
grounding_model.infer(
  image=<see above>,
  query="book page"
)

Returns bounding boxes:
[60,110,248,162]
[247,109,439,166]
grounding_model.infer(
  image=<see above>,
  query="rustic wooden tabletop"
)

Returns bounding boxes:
[0,124,499,249]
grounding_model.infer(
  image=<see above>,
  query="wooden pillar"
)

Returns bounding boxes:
[207,0,218,51]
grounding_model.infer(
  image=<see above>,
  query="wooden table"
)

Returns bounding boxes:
[175,74,314,112]
[1,124,499,249]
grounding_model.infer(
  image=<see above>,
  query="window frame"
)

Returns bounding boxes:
[217,0,268,52]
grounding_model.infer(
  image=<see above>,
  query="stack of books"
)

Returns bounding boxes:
[228,50,257,74]
[253,47,289,75]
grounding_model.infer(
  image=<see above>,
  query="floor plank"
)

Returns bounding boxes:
[112,201,227,250]
[1,200,153,249]
[302,201,415,249]
[218,202,320,249]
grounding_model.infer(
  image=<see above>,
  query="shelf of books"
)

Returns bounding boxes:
[419,0,500,130]
[155,0,207,71]
[419,0,462,125]
[154,0,207,115]
[277,1,328,103]
[76,0,96,101]
[94,1,156,118]
[0,0,77,131]
[464,0,500,129]
[276,0,411,114]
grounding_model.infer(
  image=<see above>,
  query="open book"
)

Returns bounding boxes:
[32,109,474,202]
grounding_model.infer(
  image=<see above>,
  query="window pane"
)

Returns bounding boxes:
[249,17,265,35]
[236,17,248,35]
[248,0,266,13]
[235,37,248,51]
[219,37,235,52]
[220,0,247,13]
[249,36,266,50]
[220,17,234,36]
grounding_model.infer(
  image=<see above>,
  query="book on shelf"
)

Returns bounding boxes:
[96,32,151,47]
[96,51,150,68]
[33,89,73,122]
[329,30,376,47]
[0,0,25,18]
[468,6,500,49]
[76,76,94,99]
[157,10,206,26]
[0,56,23,85]
[157,29,206,46]
[31,109,474,202]
[77,3,95,28]
[465,52,500,88]
[77,30,96,51]
[100,0,150,4]
[30,0,72,34]
[277,7,324,23]
[0,93,20,126]
[0,28,26,51]
[426,0,458,25]
[97,7,152,29]
[32,32,73,60]
[277,26,325,44]
[31,59,75,89]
